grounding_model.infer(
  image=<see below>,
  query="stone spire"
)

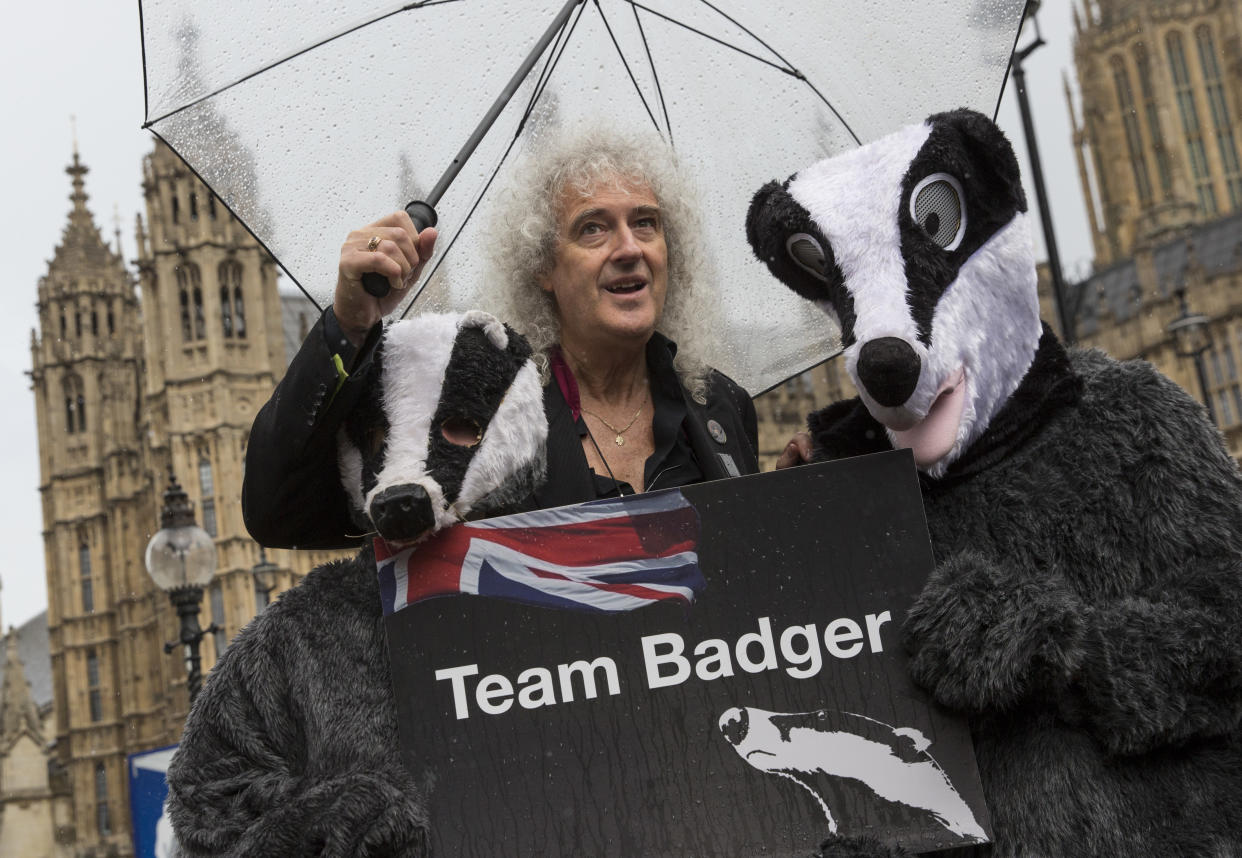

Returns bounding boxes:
[49,145,123,276]
[1,627,43,747]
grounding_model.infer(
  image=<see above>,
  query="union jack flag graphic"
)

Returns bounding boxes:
[375,490,703,615]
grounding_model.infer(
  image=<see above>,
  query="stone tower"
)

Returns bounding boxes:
[30,148,154,855]
[133,139,298,694]
[1070,0,1242,265]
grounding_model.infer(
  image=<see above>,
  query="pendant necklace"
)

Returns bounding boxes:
[582,390,649,446]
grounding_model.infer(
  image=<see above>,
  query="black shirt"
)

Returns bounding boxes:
[552,336,704,498]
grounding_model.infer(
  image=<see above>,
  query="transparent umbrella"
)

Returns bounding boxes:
[140,0,1027,393]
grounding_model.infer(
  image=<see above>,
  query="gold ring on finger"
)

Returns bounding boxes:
[366,235,382,252]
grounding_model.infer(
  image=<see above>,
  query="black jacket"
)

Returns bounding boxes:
[242,310,759,549]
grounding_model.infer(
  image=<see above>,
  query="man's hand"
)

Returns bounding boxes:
[775,431,813,469]
[334,211,438,346]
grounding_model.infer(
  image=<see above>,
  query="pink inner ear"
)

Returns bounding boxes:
[891,369,966,468]
[441,416,482,447]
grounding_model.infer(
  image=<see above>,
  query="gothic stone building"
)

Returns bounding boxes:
[29,143,344,857]
[1058,0,1242,457]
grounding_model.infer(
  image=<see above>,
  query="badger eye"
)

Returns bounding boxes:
[910,172,966,251]
[441,416,482,448]
[367,427,386,458]
[785,233,830,281]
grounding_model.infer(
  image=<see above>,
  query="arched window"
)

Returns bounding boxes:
[194,286,206,339]
[91,309,99,337]
[106,302,115,335]
[190,191,199,221]
[1195,25,1242,208]
[210,582,227,657]
[1134,45,1173,200]
[171,193,180,225]
[75,309,82,339]
[80,542,93,613]
[208,193,218,220]
[220,285,233,337]
[199,455,217,537]
[95,762,111,836]
[59,309,66,339]
[177,264,206,341]
[86,648,102,721]
[219,261,244,338]
[1167,30,1217,214]
[1111,55,1152,206]
[234,287,247,339]
[177,267,193,342]
[63,375,85,434]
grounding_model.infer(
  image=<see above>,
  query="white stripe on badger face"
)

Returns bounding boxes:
[913,212,1042,477]
[788,121,933,398]
[454,359,547,520]
[363,313,463,515]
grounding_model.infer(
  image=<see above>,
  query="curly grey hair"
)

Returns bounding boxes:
[487,128,717,403]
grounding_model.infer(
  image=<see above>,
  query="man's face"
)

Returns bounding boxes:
[539,178,669,352]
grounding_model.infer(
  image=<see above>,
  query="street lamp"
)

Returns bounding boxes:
[1166,285,1216,425]
[1009,0,1075,343]
[252,547,279,609]
[144,470,218,705]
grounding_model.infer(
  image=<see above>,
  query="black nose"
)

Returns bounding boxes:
[371,484,436,542]
[720,707,749,746]
[856,337,921,407]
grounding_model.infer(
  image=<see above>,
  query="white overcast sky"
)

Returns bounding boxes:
[0,0,1092,629]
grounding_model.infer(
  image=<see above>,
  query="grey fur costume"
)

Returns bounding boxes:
[164,547,427,857]
[812,330,1242,857]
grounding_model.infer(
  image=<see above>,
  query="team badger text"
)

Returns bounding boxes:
[434,611,893,719]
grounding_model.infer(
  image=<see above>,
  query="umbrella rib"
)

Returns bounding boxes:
[628,0,862,146]
[403,0,590,316]
[143,0,464,128]
[593,0,663,137]
[630,3,674,147]
[144,129,325,312]
[516,0,586,134]
[691,0,861,144]
[625,2,795,77]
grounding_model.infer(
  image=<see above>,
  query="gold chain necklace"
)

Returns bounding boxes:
[581,390,649,446]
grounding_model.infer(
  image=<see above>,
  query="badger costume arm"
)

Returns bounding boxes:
[166,556,429,857]
[243,309,382,549]
[903,356,1242,757]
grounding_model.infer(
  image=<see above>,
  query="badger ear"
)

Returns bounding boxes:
[746,179,839,305]
[745,179,790,267]
[926,108,1026,213]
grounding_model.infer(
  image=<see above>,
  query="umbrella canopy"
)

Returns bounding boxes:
[141,0,1027,394]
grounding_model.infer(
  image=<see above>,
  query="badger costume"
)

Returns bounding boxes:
[747,110,1242,856]
[168,313,552,856]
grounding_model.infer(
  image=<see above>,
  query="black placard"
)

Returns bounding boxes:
[384,450,991,855]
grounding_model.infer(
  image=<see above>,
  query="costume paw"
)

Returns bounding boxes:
[903,550,1087,712]
[812,834,909,857]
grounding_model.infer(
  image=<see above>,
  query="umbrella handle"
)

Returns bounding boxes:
[362,201,440,298]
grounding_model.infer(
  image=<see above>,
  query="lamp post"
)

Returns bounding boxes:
[1010,0,1075,343]
[252,547,278,609]
[1166,286,1216,425]
[144,470,218,705]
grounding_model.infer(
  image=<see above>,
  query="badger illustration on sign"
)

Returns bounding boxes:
[718,706,986,843]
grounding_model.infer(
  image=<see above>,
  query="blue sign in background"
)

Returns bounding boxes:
[128,744,178,858]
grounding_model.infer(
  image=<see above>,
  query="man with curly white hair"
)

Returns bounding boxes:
[245,130,790,547]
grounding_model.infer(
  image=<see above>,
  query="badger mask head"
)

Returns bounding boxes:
[747,109,1043,477]
[338,310,548,545]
